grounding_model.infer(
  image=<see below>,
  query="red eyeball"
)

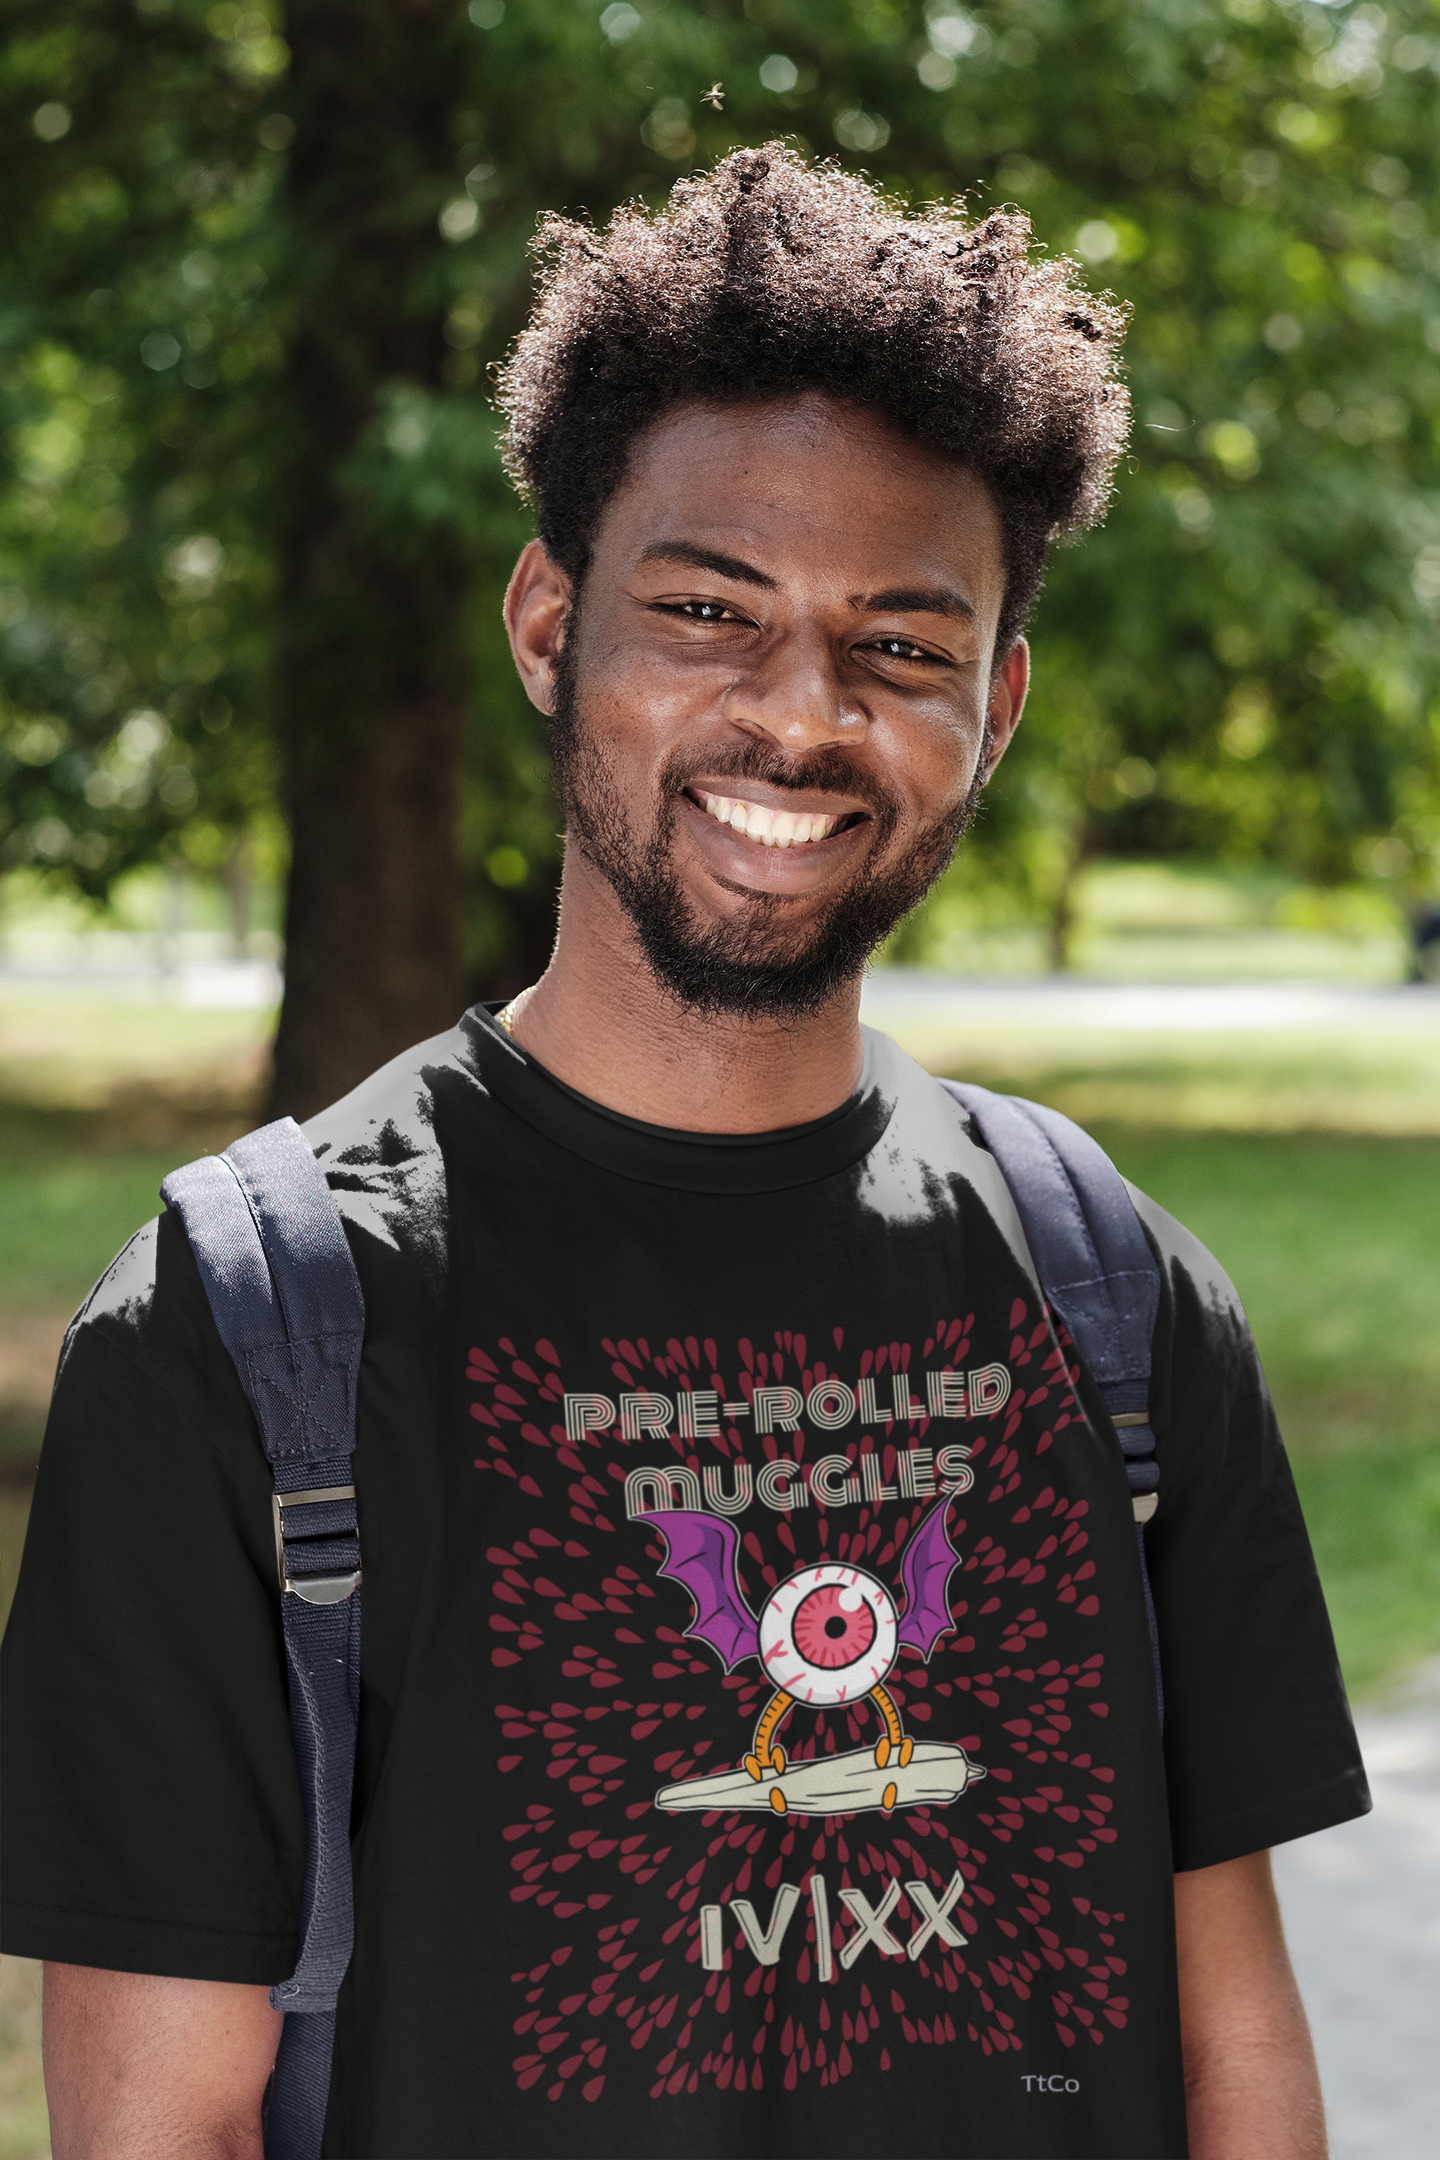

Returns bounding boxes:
[759,1564,898,1706]
[792,1582,877,1669]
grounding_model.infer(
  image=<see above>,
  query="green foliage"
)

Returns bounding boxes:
[3,0,1439,968]
[0,0,288,893]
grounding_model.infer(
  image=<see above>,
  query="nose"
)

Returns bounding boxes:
[721,626,867,754]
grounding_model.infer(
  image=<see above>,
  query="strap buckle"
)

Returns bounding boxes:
[272,1485,361,1605]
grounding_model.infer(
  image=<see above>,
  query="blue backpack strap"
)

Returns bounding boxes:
[162,1117,364,2160]
[940,1081,1164,1726]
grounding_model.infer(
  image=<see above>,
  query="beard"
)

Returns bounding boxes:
[549,640,990,1024]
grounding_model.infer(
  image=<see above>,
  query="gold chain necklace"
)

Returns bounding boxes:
[496,988,534,1038]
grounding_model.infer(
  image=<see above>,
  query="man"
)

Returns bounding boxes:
[4,147,1366,2159]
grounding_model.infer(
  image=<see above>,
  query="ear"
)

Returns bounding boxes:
[983,637,1029,778]
[504,540,573,715]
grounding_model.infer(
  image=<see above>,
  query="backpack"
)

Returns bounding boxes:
[163,1123,364,2160]
[161,1082,1162,2160]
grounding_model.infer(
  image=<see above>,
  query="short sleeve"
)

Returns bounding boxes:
[1132,1188,1371,1871]
[0,1212,304,1981]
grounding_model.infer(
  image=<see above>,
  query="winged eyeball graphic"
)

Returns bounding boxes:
[643,1494,963,1816]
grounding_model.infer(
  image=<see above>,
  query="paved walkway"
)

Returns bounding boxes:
[8,961,1440,1032]
[860,971,1440,1036]
[1273,1659,1440,2160]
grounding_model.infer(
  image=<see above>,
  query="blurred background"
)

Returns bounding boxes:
[1,0,1438,2153]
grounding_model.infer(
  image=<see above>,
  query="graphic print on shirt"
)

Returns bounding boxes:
[643,1500,987,1819]
[470,1310,1133,2112]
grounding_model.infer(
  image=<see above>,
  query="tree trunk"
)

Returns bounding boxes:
[1046,872,1076,975]
[220,842,253,959]
[265,0,469,1120]
[1046,821,1096,975]
[274,685,463,1115]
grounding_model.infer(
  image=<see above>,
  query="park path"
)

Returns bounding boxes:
[1274,1657,1440,2160]
[859,972,1440,1035]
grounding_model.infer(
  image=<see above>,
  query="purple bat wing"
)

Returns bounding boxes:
[644,1510,761,1673]
[895,1495,962,1662]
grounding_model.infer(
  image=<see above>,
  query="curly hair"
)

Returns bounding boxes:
[496,143,1129,659]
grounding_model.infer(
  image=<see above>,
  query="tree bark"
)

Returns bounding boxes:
[274,678,463,1116]
[265,0,468,1120]
[1046,819,1097,975]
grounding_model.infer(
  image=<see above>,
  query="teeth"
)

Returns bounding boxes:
[695,790,840,847]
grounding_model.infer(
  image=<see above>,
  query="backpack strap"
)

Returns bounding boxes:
[162,1117,364,2160]
[940,1081,1164,1726]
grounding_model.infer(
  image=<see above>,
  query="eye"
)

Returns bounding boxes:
[793,1583,876,1667]
[867,636,940,663]
[657,599,745,624]
[759,1564,899,1706]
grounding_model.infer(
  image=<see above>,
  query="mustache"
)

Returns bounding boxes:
[550,660,992,1020]
[660,740,901,830]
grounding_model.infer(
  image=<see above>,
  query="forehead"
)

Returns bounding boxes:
[593,393,1006,617]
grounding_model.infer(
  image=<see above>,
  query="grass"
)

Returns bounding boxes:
[1090,1129,1440,1701]
[0,994,269,2159]
[879,1022,1440,1137]
[0,1124,198,1310]
[0,991,271,1113]
[0,1960,43,2160]
[1092,1131,1440,1408]
[0,987,266,1474]
[0,1120,254,1476]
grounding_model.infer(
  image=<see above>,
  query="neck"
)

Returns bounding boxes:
[506,850,866,1133]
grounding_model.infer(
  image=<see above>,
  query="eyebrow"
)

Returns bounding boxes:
[635,546,976,623]
[854,585,976,622]
[636,541,778,590]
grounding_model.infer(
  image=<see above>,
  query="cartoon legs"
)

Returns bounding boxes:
[869,1682,913,1813]
[744,1690,793,1781]
[742,1682,915,1813]
[869,1682,914,1771]
[744,1689,794,1814]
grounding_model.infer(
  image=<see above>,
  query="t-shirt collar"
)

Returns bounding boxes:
[462,1002,896,1194]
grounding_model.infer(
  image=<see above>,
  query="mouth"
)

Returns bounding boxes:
[687,786,871,851]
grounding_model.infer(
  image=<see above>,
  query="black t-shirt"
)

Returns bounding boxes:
[2,1009,1367,2160]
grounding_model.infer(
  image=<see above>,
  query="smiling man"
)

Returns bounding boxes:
[500,398,1026,1127]
[4,149,1367,2160]
[505,398,1024,1093]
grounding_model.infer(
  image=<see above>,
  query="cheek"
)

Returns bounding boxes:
[575,637,711,763]
[876,702,986,822]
